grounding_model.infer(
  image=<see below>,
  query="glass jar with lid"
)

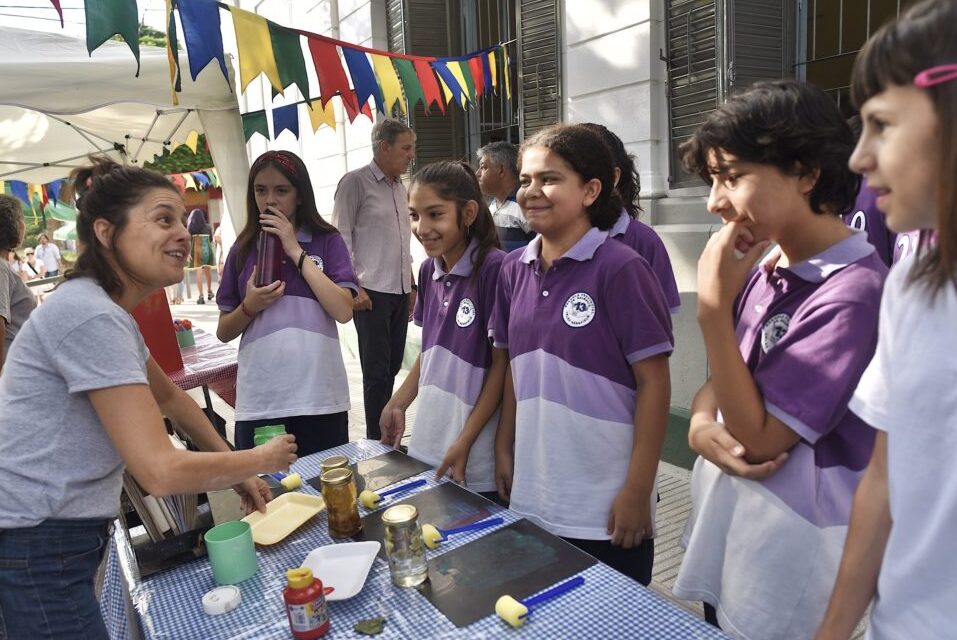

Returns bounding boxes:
[319,455,349,474]
[381,504,428,587]
[320,468,362,538]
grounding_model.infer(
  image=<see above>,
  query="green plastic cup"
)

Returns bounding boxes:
[204,520,258,585]
[253,424,286,447]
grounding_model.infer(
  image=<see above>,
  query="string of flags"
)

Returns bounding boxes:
[167,168,220,192]
[48,0,513,143]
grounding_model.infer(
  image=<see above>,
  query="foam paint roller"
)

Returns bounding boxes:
[358,478,427,509]
[420,517,504,549]
[495,576,586,628]
[270,472,302,490]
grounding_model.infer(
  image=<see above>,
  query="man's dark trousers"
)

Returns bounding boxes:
[354,289,409,440]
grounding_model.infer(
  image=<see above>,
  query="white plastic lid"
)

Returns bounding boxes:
[202,585,241,615]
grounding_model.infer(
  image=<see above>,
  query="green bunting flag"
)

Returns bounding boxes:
[241,110,269,142]
[268,23,311,99]
[85,0,141,76]
[393,58,426,112]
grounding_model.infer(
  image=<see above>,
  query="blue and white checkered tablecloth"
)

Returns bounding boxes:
[102,440,726,639]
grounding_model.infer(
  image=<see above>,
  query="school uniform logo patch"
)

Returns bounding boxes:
[456,297,476,328]
[309,255,324,271]
[761,313,790,353]
[563,292,596,328]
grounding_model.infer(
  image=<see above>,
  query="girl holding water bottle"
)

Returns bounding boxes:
[217,151,357,456]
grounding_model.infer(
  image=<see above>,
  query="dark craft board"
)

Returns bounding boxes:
[353,482,501,559]
[416,518,597,628]
[306,450,433,493]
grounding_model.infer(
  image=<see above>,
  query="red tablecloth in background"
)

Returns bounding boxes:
[167,327,237,407]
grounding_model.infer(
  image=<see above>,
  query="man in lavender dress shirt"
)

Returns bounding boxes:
[333,119,416,439]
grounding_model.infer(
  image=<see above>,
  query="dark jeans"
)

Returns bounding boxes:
[0,518,112,640]
[562,536,655,586]
[235,412,349,458]
[44,269,59,278]
[354,289,409,440]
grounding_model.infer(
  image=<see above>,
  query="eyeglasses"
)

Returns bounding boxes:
[915,64,957,89]
[25,250,34,255]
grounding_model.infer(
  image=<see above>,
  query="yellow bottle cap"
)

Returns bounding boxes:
[286,567,314,589]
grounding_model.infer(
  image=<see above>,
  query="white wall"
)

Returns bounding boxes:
[562,0,713,409]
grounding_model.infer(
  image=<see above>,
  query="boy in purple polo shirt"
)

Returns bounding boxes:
[671,81,887,639]
[493,124,673,585]
[379,162,506,498]
[217,151,357,457]
[844,178,921,266]
[584,123,682,314]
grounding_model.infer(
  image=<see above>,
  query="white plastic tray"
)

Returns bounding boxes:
[242,492,325,545]
[300,541,381,601]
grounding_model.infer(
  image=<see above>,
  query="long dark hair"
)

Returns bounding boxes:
[411,161,501,278]
[519,124,622,230]
[852,0,957,295]
[234,151,338,266]
[187,208,209,235]
[65,156,178,296]
[582,123,642,218]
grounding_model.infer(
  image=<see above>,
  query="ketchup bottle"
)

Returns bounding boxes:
[255,230,283,287]
[283,568,330,639]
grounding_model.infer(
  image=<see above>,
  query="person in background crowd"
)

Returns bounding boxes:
[22,247,44,282]
[0,157,297,639]
[477,141,535,252]
[333,119,417,440]
[187,208,215,304]
[817,1,957,637]
[0,195,37,372]
[34,233,61,277]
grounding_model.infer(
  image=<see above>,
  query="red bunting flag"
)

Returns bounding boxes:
[307,37,357,113]
[413,59,444,114]
[468,56,484,98]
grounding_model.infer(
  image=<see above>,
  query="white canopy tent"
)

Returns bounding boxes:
[0,26,249,232]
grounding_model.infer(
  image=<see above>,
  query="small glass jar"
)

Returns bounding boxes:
[320,468,362,538]
[381,504,428,587]
[319,455,349,474]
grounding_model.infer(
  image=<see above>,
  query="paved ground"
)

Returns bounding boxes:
[176,293,867,636]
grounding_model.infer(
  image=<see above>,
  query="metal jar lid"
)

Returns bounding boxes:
[381,504,418,526]
[320,467,354,487]
[320,455,349,471]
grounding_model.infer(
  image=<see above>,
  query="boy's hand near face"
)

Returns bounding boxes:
[697,222,770,320]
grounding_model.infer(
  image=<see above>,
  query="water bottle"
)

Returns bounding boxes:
[255,231,283,287]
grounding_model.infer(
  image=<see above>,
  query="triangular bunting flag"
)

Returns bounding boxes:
[185,131,200,153]
[501,45,511,99]
[413,59,444,113]
[169,174,186,191]
[229,6,283,94]
[206,169,219,188]
[268,23,310,98]
[432,61,466,108]
[481,52,493,96]
[307,38,356,112]
[341,48,385,114]
[454,60,476,105]
[488,50,498,92]
[177,0,229,84]
[468,56,485,98]
[9,182,29,207]
[393,58,426,112]
[164,0,182,104]
[182,174,197,191]
[342,90,374,123]
[49,0,63,27]
[307,100,336,132]
[241,110,269,142]
[192,172,210,188]
[272,104,300,140]
[85,0,140,76]
[371,55,405,115]
[46,179,64,203]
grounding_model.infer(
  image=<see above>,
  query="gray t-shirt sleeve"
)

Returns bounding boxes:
[0,268,12,323]
[49,311,150,393]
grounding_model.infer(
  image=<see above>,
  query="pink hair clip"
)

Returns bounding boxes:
[914,64,957,89]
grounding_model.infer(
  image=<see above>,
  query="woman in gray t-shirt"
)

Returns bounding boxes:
[0,158,299,640]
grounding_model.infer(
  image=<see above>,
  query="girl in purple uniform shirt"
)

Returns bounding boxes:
[493,124,673,585]
[379,162,507,500]
[583,123,682,313]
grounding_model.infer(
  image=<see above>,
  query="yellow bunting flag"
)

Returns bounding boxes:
[182,173,197,191]
[437,75,454,105]
[185,130,200,154]
[371,54,405,115]
[229,6,283,95]
[307,100,337,132]
[502,46,511,100]
[488,50,497,92]
[448,63,470,108]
